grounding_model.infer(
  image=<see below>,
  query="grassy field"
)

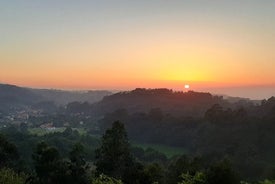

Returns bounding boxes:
[133,142,186,158]
[28,128,185,158]
[28,127,87,136]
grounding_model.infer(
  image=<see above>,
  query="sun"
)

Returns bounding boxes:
[184,84,190,89]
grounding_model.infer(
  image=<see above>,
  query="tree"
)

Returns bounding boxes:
[95,121,142,183]
[206,159,239,184]
[204,104,224,123]
[167,155,203,184]
[0,168,27,184]
[178,172,207,184]
[92,174,123,184]
[143,163,164,184]
[68,143,89,184]
[0,134,19,169]
[32,142,69,184]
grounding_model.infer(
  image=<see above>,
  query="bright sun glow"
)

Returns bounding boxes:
[184,84,190,89]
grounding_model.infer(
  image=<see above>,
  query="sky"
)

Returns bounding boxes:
[0,0,275,99]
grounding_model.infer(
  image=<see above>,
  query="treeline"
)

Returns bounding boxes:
[99,97,275,180]
[17,90,275,181]
[67,89,227,117]
[1,121,275,184]
[1,88,275,183]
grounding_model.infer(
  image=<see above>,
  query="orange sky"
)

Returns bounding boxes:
[1,1,275,95]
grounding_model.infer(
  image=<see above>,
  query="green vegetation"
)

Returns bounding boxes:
[0,168,27,184]
[95,121,143,183]
[178,172,206,184]
[27,128,187,159]
[28,127,66,135]
[133,142,186,158]
[28,127,87,136]
[1,121,275,184]
[2,88,275,183]
[92,174,123,184]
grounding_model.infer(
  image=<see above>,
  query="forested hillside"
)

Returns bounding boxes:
[0,84,111,113]
[1,87,275,183]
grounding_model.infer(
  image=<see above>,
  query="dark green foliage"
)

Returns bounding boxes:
[0,167,27,184]
[258,179,275,184]
[30,142,91,184]
[92,174,123,184]
[166,155,204,184]
[131,146,168,163]
[68,143,89,184]
[98,95,275,181]
[95,121,133,179]
[143,163,165,184]
[206,159,240,184]
[32,142,69,184]
[178,172,207,184]
[0,127,99,171]
[2,88,275,182]
[95,121,146,184]
[0,134,19,169]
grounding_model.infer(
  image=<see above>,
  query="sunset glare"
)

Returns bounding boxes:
[1,1,275,99]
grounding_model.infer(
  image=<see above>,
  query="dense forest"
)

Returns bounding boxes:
[1,85,275,183]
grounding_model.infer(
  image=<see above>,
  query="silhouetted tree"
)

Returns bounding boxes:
[205,104,224,123]
[206,159,239,184]
[143,163,165,184]
[32,142,69,184]
[166,155,203,184]
[95,121,144,184]
[68,143,89,184]
[0,134,19,169]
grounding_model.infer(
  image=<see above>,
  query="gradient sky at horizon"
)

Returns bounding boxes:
[1,0,275,98]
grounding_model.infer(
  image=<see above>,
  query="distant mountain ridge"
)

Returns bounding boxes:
[0,84,41,112]
[91,88,231,117]
[0,84,112,112]
[0,84,257,117]
[29,88,112,105]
